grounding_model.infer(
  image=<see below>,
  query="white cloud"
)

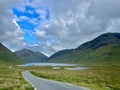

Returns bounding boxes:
[19,16,30,21]
[0,0,26,51]
[37,0,120,55]
[88,0,120,18]
[107,19,120,32]
[34,29,46,39]
[1,0,120,56]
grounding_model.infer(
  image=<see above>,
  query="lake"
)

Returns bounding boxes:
[20,63,89,70]
[20,63,77,67]
[65,67,89,70]
[52,66,89,70]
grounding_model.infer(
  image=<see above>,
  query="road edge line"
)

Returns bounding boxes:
[22,71,37,90]
[29,71,90,90]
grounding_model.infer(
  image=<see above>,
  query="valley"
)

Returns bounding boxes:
[0,33,120,90]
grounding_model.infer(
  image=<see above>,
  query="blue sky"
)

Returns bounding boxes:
[13,4,50,43]
[0,0,120,56]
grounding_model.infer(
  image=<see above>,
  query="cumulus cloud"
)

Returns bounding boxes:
[34,29,46,39]
[88,0,120,18]
[36,0,120,55]
[0,0,26,50]
[1,0,120,56]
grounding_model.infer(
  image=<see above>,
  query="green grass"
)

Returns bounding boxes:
[0,65,32,90]
[0,43,32,89]
[48,43,120,66]
[81,43,120,65]
[29,66,120,90]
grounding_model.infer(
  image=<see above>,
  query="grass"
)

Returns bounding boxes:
[0,63,119,90]
[48,43,120,66]
[29,66,120,90]
[0,65,32,90]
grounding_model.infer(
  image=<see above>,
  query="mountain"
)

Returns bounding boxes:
[48,33,120,65]
[14,49,48,63]
[0,43,23,64]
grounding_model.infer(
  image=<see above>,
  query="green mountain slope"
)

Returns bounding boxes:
[48,33,120,65]
[14,49,48,63]
[0,43,23,64]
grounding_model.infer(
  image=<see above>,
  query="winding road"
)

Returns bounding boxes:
[22,71,88,90]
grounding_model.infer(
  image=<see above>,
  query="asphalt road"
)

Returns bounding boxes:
[22,71,88,90]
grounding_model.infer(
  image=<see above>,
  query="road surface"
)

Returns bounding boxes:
[22,71,88,90]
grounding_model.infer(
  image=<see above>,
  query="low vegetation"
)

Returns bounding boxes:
[0,43,32,89]
[48,33,120,65]
[0,43,23,64]
[0,33,120,90]
[29,66,120,90]
[0,65,32,90]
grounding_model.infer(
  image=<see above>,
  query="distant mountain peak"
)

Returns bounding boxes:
[48,32,120,65]
[77,32,120,50]
[17,49,34,52]
[14,49,48,63]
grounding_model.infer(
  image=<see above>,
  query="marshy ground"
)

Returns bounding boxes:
[28,66,120,90]
[0,65,32,90]
[0,64,120,90]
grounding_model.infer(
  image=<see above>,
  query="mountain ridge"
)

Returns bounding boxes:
[48,33,120,65]
[0,43,23,64]
[77,33,120,50]
[14,49,48,63]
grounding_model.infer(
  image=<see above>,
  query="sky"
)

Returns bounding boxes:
[0,0,120,56]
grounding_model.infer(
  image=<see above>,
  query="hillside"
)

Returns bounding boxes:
[48,33,120,65]
[14,49,48,63]
[0,43,23,64]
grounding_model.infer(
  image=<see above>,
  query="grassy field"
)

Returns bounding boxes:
[0,65,32,90]
[0,64,119,90]
[29,66,120,90]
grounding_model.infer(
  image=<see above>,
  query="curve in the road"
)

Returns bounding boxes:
[22,71,89,90]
